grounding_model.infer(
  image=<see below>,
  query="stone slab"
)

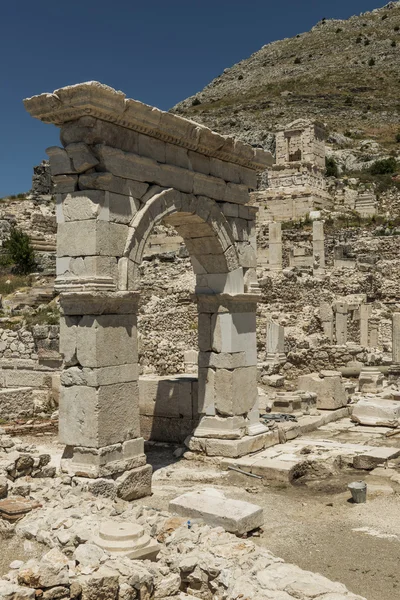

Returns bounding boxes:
[352,398,400,427]
[169,488,263,534]
[353,447,400,470]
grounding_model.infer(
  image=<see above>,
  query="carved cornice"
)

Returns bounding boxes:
[24,81,272,172]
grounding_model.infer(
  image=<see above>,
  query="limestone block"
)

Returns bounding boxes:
[106,192,140,224]
[198,352,247,369]
[298,373,347,410]
[59,381,140,447]
[195,268,244,295]
[4,370,52,389]
[352,397,400,426]
[192,414,246,439]
[169,488,263,534]
[198,313,212,352]
[204,430,279,458]
[237,242,257,268]
[221,202,239,218]
[59,315,79,367]
[353,447,400,470]
[186,235,228,255]
[188,150,210,175]
[138,375,193,418]
[96,145,161,183]
[61,116,139,154]
[209,158,240,183]
[157,163,194,194]
[138,134,166,163]
[61,190,105,221]
[359,368,384,394]
[165,143,190,169]
[211,312,257,366]
[79,172,149,198]
[237,166,258,189]
[53,174,78,193]
[57,221,127,257]
[61,364,139,387]
[115,464,152,500]
[76,314,137,368]
[66,142,99,173]
[214,367,257,416]
[0,387,35,419]
[224,182,249,205]
[197,367,216,415]
[193,173,226,200]
[46,146,75,175]
[68,256,118,281]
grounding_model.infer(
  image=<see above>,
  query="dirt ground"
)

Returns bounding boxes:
[4,430,400,600]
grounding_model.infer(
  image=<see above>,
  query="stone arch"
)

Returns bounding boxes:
[119,188,241,292]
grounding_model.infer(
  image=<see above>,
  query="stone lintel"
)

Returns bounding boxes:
[24,81,272,172]
[60,291,140,315]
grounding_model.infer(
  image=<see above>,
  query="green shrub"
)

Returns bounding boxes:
[356,36,362,44]
[191,97,201,106]
[0,275,31,296]
[364,38,370,46]
[382,14,388,20]
[392,40,397,47]
[3,228,36,275]
[336,28,342,34]
[395,25,400,32]
[368,57,375,66]
[294,57,301,64]
[395,132,400,143]
[369,157,398,175]
[25,305,60,327]
[325,156,339,178]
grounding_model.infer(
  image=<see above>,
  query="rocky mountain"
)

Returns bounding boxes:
[172,2,400,155]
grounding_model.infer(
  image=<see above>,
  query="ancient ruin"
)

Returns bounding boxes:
[23,81,274,494]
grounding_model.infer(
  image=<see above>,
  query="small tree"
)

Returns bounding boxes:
[3,228,36,275]
[325,157,339,178]
[369,157,398,175]
[368,57,375,66]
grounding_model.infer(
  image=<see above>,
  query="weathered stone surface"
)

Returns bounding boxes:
[298,373,348,410]
[66,143,99,173]
[115,464,152,500]
[76,314,137,368]
[169,488,263,534]
[59,382,140,448]
[79,172,149,198]
[46,147,75,176]
[352,397,400,427]
[57,220,128,257]
[353,447,400,470]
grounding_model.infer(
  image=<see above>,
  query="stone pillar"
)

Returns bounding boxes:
[393,313,400,364]
[320,302,334,343]
[269,222,282,271]
[191,293,271,457]
[266,320,286,364]
[369,317,379,348]
[312,220,325,275]
[59,291,151,497]
[335,302,348,345]
[360,304,371,347]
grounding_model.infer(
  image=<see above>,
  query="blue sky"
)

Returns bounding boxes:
[1,0,382,197]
